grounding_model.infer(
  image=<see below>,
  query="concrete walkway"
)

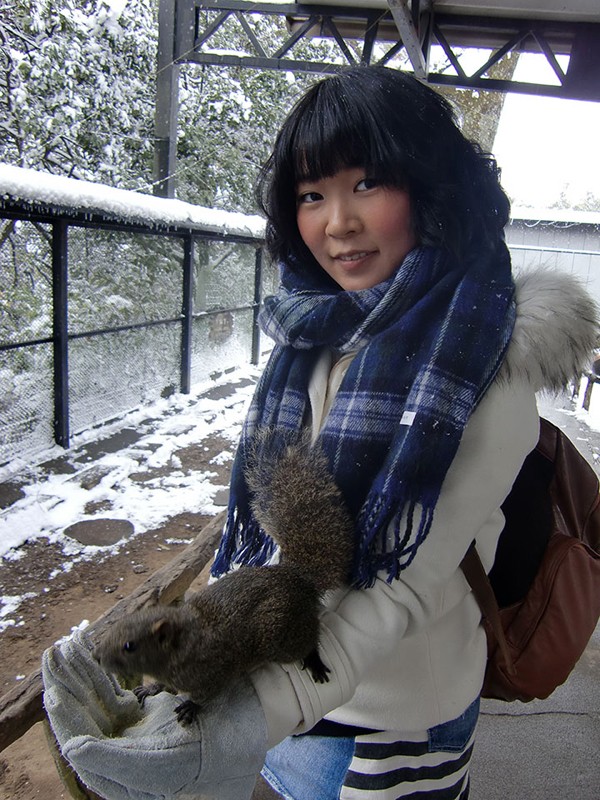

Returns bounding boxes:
[471,394,600,799]
[472,623,599,799]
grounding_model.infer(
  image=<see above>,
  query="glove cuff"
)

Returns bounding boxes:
[196,676,269,796]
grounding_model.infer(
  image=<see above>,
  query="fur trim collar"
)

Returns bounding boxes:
[500,269,599,392]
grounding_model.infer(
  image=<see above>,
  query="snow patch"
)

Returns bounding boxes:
[0,364,260,558]
[0,593,37,632]
[55,619,90,646]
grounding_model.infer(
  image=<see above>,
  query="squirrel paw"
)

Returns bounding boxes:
[133,681,166,705]
[174,698,201,726]
[302,650,331,684]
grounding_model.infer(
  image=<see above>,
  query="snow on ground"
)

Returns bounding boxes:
[2,365,600,633]
[0,363,262,631]
[0,366,261,555]
[549,374,600,443]
[575,394,600,437]
[530,384,600,464]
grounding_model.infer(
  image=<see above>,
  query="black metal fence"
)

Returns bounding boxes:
[4,196,598,470]
[0,198,269,467]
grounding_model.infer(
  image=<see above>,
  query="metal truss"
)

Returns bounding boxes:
[154,0,600,196]
[173,0,600,101]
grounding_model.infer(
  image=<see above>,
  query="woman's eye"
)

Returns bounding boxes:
[356,178,379,192]
[298,191,322,204]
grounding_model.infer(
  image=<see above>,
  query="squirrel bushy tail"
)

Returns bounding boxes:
[244,430,355,593]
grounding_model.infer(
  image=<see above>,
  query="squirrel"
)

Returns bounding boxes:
[94,433,355,725]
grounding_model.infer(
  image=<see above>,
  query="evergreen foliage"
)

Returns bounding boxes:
[0,0,156,187]
[0,0,330,209]
[7,1,596,463]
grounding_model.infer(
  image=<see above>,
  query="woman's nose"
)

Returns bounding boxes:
[325,200,360,237]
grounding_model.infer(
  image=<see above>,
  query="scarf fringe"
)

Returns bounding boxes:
[211,508,277,577]
[353,491,437,588]
[212,246,515,586]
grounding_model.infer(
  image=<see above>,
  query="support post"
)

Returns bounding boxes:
[181,233,194,393]
[583,374,597,412]
[564,25,600,102]
[154,0,181,197]
[386,0,427,78]
[251,247,263,365]
[52,220,69,448]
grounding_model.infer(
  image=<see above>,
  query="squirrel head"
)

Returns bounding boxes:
[94,606,184,677]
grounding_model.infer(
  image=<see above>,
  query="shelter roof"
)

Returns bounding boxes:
[0,164,265,239]
[299,0,600,25]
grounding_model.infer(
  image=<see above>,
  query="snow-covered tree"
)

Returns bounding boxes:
[1,1,332,209]
[1,2,514,209]
[172,13,338,211]
[551,189,600,213]
[1,0,156,186]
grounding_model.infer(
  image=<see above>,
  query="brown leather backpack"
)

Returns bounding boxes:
[461,417,600,702]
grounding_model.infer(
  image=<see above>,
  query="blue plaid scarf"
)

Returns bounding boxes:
[212,244,516,588]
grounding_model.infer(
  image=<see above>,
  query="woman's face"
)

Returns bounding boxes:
[296,167,417,291]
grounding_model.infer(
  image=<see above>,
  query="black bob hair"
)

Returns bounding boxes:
[255,66,510,269]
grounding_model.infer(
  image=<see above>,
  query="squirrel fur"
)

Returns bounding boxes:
[94,434,354,724]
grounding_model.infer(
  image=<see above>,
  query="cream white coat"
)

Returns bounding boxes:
[250,269,599,746]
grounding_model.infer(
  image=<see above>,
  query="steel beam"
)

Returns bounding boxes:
[154,0,181,198]
[155,0,600,194]
[173,0,600,101]
[387,0,427,77]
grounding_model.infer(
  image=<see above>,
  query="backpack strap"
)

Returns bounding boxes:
[460,541,516,676]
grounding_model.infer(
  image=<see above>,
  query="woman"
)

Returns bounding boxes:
[209,66,597,798]
[42,66,598,800]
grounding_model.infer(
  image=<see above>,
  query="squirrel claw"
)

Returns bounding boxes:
[302,650,331,684]
[175,699,201,726]
[133,681,165,705]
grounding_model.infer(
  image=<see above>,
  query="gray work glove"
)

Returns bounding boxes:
[42,631,268,800]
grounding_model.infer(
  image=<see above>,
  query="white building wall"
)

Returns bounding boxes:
[506,216,600,305]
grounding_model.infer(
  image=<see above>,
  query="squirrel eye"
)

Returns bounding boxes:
[123,641,137,653]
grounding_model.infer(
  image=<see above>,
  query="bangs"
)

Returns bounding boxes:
[289,79,400,185]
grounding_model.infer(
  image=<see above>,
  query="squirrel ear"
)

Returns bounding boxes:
[151,618,176,646]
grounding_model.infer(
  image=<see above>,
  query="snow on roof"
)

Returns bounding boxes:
[510,206,600,226]
[0,164,266,240]
[297,0,600,24]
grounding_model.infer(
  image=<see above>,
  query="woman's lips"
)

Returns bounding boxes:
[334,251,375,264]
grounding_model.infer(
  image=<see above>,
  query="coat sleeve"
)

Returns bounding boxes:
[250,377,540,746]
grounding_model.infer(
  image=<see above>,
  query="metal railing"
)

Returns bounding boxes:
[0,198,268,464]
[3,193,599,469]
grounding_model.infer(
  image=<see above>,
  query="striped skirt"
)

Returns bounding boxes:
[262,699,478,800]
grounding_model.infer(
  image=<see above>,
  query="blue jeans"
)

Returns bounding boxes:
[263,733,354,800]
[262,698,480,800]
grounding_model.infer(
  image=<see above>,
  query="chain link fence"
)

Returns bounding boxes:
[0,203,271,468]
[4,201,598,471]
